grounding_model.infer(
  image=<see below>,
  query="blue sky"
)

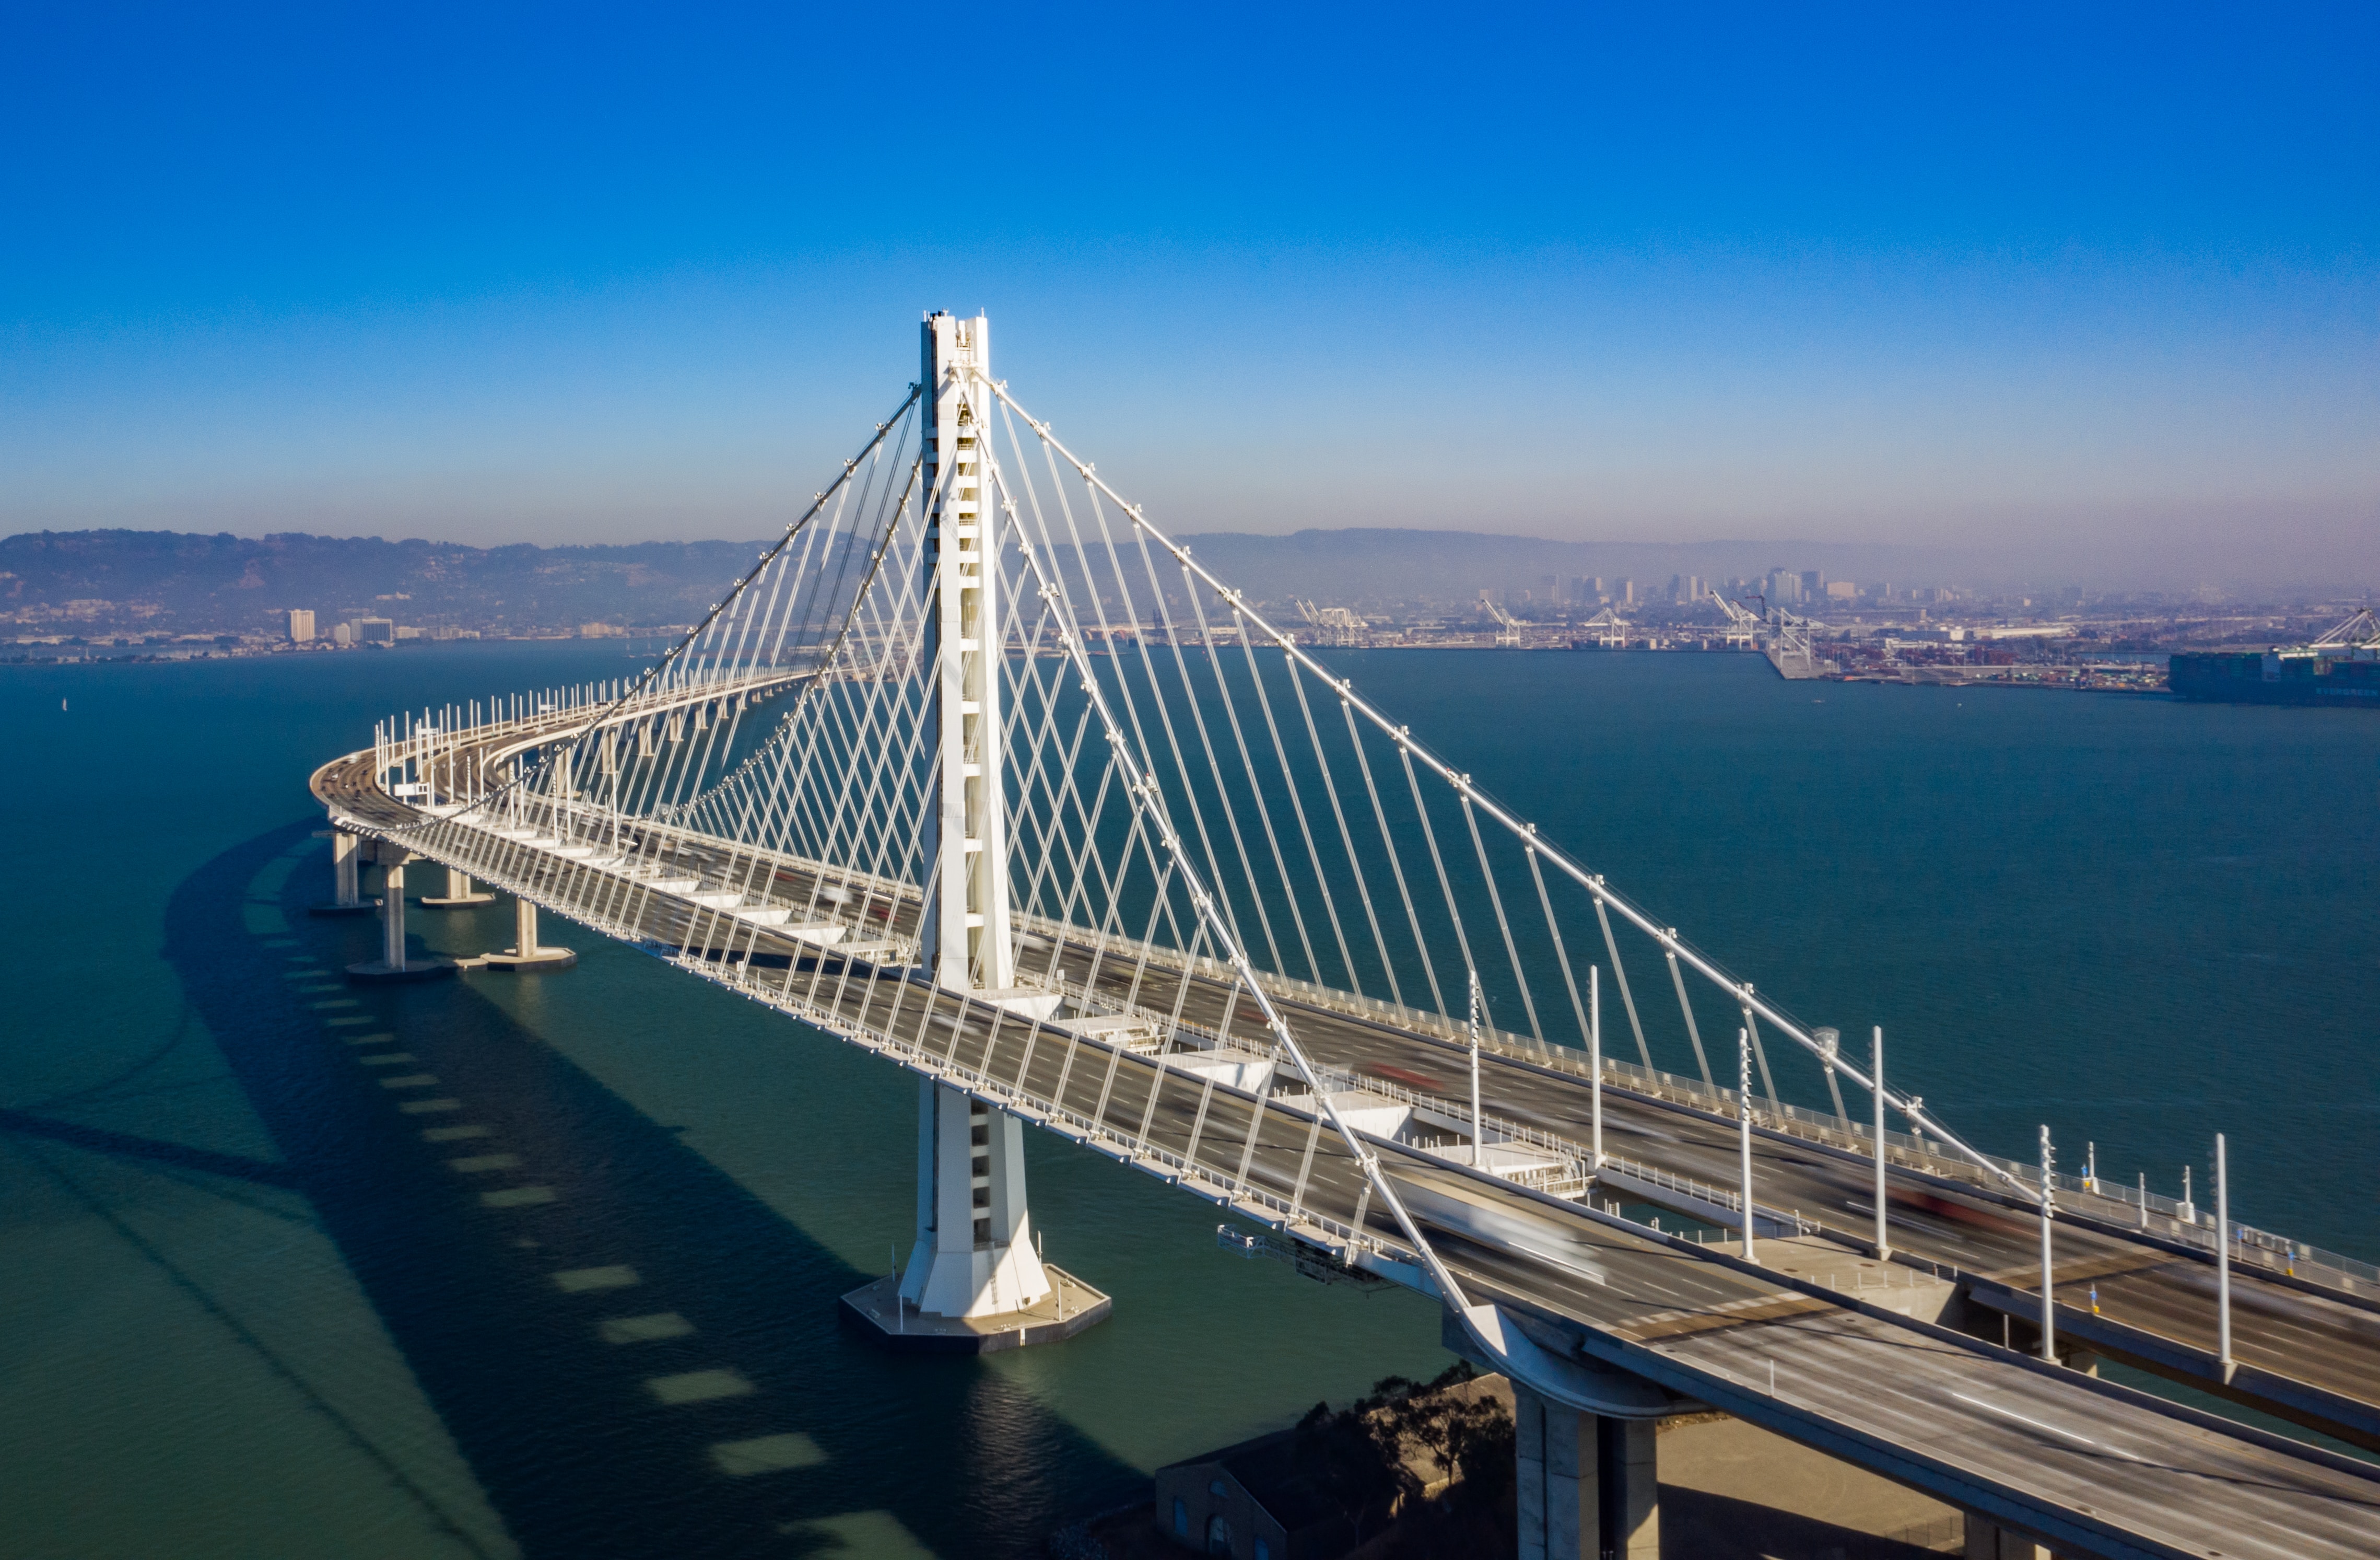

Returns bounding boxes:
[4,3,2374,580]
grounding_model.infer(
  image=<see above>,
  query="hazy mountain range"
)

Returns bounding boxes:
[0,526,2241,639]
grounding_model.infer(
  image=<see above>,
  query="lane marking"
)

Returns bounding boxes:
[357,1053,418,1066]
[346,1031,397,1045]
[553,1265,640,1293]
[379,1074,440,1089]
[326,1017,373,1027]
[398,1098,463,1114]
[421,1125,491,1142]
[1948,1391,2133,1458]
[448,1153,522,1173]
[482,1185,556,1208]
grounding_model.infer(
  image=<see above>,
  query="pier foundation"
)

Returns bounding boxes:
[470,896,577,971]
[841,1080,1109,1353]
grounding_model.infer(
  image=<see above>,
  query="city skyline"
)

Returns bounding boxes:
[3,4,2374,586]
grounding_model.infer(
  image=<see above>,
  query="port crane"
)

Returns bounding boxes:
[1706,586,1763,649]
[1294,599,1368,648]
[1711,587,1830,677]
[1479,596,1525,647]
[2311,605,2380,654]
[1577,605,1630,648]
[1766,604,1833,679]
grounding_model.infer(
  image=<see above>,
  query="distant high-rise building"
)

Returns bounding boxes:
[1621,579,1637,607]
[1765,568,1801,604]
[1801,569,1824,598]
[1826,580,1858,600]
[331,622,354,645]
[287,608,314,643]
[356,617,395,644]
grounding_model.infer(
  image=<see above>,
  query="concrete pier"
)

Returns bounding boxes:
[843,1079,1109,1354]
[1513,1383,1660,1560]
[466,896,577,972]
[309,828,376,917]
[836,1267,1110,1355]
[345,859,455,982]
[418,865,495,907]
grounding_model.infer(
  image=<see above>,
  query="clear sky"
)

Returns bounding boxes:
[4,3,2374,584]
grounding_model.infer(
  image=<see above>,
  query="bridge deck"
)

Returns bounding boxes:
[1024,914,2380,1445]
[313,738,2380,1560]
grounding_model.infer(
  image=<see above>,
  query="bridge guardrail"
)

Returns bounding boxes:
[1007,912,2380,1296]
[348,736,2380,1300]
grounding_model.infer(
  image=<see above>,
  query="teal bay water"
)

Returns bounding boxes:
[1,643,2374,1558]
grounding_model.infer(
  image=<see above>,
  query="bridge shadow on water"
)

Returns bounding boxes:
[161,821,1148,1559]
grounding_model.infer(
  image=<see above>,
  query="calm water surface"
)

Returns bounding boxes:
[2,644,2374,1558]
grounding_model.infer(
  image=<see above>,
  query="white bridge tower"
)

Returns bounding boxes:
[897,311,1060,1326]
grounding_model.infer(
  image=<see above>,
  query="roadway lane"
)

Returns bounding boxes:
[780,962,2380,1560]
[325,725,2380,1449]
[314,744,2380,1557]
[1034,929,2380,1449]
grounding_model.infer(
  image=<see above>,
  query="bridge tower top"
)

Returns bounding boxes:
[920,310,1012,991]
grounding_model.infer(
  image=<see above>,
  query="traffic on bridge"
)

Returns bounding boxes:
[314,315,2380,1560]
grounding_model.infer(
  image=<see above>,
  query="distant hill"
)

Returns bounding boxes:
[0,526,1992,639]
[0,530,768,638]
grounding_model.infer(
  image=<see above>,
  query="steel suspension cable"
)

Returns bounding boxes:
[979,378,2036,1200]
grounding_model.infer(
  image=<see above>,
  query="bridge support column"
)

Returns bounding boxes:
[346,857,454,983]
[309,827,376,916]
[383,866,406,965]
[837,1079,1110,1353]
[908,1081,1048,1317]
[475,895,576,972]
[1513,1385,1659,1560]
[831,311,1110,1355]
[419,865,495,907]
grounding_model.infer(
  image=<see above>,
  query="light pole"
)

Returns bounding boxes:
[2038,1125,2057,1364]
[1589,965,1603,1169]
[1739,1028,1757,1266]
[1467,970,1484,1168]
[1871,1028,1891,1260]
[2217,1132,2234,1381]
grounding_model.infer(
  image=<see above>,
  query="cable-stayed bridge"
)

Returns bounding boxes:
[313,314,2380,1560]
